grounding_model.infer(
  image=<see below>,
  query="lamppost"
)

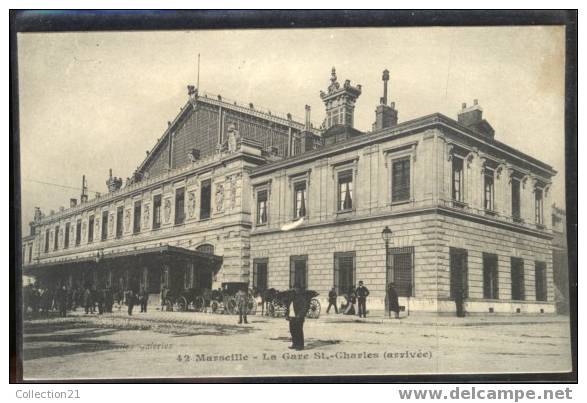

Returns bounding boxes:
[381,226,393,316]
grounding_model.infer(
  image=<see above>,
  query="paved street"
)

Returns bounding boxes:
[22,310,573,379]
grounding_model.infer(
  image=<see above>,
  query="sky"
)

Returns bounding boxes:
[17,26,566,228]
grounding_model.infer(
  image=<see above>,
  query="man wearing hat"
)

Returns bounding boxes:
[355,280,370,318]
[286,285,308,350]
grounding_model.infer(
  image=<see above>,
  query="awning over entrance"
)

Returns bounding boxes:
[23,244,223,275]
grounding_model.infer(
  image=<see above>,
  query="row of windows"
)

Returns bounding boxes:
[255,158,412,225]
[252,249,415,296]
[450,247,548,302]
[42,182,214,253]
[251,250,548,302]
[452,157,545,224]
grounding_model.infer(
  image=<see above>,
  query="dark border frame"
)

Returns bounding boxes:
[9,9,578,384]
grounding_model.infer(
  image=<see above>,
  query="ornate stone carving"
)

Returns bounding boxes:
[95,218,100,234]
[224,123,241,153]
[108,213,114,235]
[187,191,196,218]
[164,198,172,223]
[215,183,224,212]
[447,144,454,161]
[187,174,199,186]
[143,204,150,227]
[124,209,131,232]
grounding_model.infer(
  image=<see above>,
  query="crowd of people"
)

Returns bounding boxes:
[22,283,151,318]
[325,280,401,319]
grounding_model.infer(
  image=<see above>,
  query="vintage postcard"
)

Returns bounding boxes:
[17,22,572,380]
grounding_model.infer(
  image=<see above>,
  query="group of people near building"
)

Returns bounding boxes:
[324,281,402,319]
[22,283,151,318]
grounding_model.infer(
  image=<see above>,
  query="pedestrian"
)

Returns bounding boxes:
[160,286,168,311]
[57,285,68,318]
[455,288,466,318]
[105,288,114,313]
[326,287,338,314]
[235,286,249,324]
[139,287,148,313]
[126,289,136,316]
[343,287,356,315]
[387,282,400,319]
[95,288,104,315]
[356,280,370,318]
[286,286,309,350]
[83,286,93,314]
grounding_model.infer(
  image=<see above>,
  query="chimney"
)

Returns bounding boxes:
[106,168,123,193]
[70,198,77,208]
[304,105,311,131]
[80,175,88,203]
[373,69,398,131]
[457,99,495,139]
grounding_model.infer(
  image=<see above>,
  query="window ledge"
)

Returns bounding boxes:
[484,209,498,216]
[390,199,412,207]
[336,208,355,215]
[451,200,467,209]
[512,216,524,224]
[535,223,546,230]
[255,222,268,228]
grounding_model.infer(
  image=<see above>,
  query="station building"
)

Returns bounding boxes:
[22,67,558,314]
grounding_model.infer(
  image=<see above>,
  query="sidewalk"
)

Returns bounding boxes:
[61,307,570,328]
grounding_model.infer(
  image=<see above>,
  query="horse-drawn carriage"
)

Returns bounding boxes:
[257,288,321,319]
[163,282,256,315]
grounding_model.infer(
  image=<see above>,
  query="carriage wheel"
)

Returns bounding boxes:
[194,296,205,312]
[164,298,174,312]
[210,300,220,314]
[306,298,321,319]
[225,297,237,315]
[175,296,188,312]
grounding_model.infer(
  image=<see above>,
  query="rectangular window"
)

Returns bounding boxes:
[511,179,521,220]
[54,225,60,250]
[482,253,499,299]
[88,215,94,243]
[392,158,411,202]
[388,247,414,297]
[484,171,495,211]
[257,190,268,225]
[133,201,141,234]
[511,257,525,301]
[535,261,547,301]
[44,229,50,253]
[337,170,353,211]
[101,211,108,240]
[153,195,162,229]
[64,222,70,249]
[75,219,81,246]
[450,247,468,299]
[293,181,307,219]
[116,206,124,238]
[200,179,211,220]
[452,157,464,203]
[253,258,268,291]
[334,252,356,295]
[175,187,185,225]
[289,255,308,290]
[535,188,544,225]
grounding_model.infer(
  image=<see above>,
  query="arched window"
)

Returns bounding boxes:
[196,243,215,255]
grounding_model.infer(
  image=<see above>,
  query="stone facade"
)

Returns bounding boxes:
[23,70,558,315]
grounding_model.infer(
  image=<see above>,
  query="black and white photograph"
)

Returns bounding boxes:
[12,11,576,382]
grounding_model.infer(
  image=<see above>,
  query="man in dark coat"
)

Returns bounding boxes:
[126,289,136,316]
[286,287,309,350]
[326,287,338,314]
[455,288,466,318]
[139,287,148,313]
[83,286,93,314]
[57,285,68,317]
[387,282,400,319]
[355,280,370,318]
